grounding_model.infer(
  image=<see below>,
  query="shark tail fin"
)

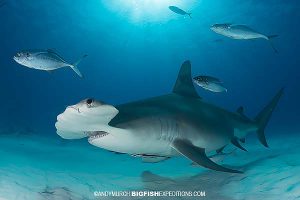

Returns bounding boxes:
[173,60,200,98]
[187,13,192,18]
[254,88,284,147]
[69,54,88,78]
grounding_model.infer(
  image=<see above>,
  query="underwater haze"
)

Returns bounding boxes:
[0,0,300,199]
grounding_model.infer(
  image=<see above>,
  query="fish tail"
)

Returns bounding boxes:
[188,13,192,18]
[267,35,279,53]
[267,35,278,39]
[268,40,278,53]
[69,54,88,78]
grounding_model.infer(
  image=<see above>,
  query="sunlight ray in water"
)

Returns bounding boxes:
[101,0,198,22]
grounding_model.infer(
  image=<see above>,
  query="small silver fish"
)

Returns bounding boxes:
[169,6,191,18]
[193,75,227,93]
[13,49,87,78]
[210,23,278,52]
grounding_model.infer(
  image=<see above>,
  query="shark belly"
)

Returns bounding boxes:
[89,132,176,156]
[88,117,179,156]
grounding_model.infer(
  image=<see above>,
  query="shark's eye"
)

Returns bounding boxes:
[86,98,94,107]
[86,98,93,104]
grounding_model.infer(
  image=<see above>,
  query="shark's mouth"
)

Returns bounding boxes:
[88,131,109,142]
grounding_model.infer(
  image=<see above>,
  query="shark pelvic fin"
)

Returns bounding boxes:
[236,106,251,120]
[171,139,242,173]
[216,146,226,154]
[173,60,200,98]
[231,137,248,152]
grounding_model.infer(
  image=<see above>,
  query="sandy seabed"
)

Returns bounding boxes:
[0,130,299,200]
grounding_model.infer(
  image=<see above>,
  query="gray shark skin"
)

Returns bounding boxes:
[55,61,283,173]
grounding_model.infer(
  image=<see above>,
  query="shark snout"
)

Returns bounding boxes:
[56,99,119,140]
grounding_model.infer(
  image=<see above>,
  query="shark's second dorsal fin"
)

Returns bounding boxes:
[173,60,200,98]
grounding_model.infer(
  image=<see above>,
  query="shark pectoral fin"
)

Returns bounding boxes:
[171,139,242,173]
[231,137,248,152]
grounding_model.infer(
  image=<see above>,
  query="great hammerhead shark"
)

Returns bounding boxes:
[55,61,283,173]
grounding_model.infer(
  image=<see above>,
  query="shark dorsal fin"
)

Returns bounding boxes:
[173,60,200,98]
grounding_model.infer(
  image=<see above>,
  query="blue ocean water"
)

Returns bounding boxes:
[0,0,300,199]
